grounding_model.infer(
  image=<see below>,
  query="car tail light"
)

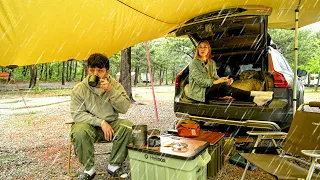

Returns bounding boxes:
[175,73,181,87]
[269,54,290,88]
[273,71,290,88]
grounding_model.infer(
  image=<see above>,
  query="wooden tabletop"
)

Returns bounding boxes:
[190,130,225,145]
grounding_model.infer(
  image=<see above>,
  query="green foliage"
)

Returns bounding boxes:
[34,84,41,94]
[109,52,121,77]
[269,29,320,72]
[303,57,320,73]
[130,38,194,83]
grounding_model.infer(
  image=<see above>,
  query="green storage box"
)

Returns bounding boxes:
[191,131,225,178]
[207,137,224,178]
[128,136,211,180]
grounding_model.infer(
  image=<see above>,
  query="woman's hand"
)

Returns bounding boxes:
[213,77,229,84]
[213,76,233,85]
[227,78,234,85]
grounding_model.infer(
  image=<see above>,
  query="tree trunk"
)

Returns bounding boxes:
[62,61,66,85]
[29,65,37,88]
[307,73,311,86]
[73,60,78,80]
[45,63,48,81]
[66,61,69,82]
[152,68,155,85]
[22,66,27,77]
[39,64,44,80]
[161,68,164,85]
[134,67,139,86]
[49,64,53,79]
[145,71,148,86]
[35,65,41,92]
[68,60,72,82]
[81,60,86,81]
[120,47,135,102]
[172,61,176,84]
[165,68,168,85]
[159,69,162,85]
[57,63,60,78]
[315,72,320,92]
[8,69,13,81]
[69,60,73,81]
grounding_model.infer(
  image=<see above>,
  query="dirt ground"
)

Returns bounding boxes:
[0,83,319,179]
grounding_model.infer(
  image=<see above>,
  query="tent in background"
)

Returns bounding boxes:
[1,0,319,67]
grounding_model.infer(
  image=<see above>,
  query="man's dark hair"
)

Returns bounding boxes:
[87,53,110,70]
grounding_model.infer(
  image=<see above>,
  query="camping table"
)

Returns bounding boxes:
[127,135,210,180]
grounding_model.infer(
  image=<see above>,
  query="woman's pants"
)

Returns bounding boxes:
[205,83,251,101]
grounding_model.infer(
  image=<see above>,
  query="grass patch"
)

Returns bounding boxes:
[304,87,320,93]
[15,111,39,116]
[0,89,71,96]
[41,89,72,93]
[0,154,19,162]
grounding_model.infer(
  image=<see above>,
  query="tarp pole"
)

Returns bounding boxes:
[144,41,159,121]
[293,9,299,115]
[10,70,30,113]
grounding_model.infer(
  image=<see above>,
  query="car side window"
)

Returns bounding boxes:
[272,50,291,72]
[280,54,293,72]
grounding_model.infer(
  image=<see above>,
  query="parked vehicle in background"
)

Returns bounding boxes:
[141,73,151,83]
[303,74,319,87]
[170,7,306,131]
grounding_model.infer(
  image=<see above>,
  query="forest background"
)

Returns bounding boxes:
[1,29,320,93]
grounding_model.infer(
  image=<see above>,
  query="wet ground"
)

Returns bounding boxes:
[0,82,319,179]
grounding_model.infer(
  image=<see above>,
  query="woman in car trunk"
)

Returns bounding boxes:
[188,40,273,106]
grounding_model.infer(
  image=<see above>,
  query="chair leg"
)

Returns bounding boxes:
[306,157,317,180]
[241,136,262,180]
[241,162,250,180]
[67,137,77,177]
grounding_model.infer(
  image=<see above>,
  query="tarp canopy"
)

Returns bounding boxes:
[1,0,319,67]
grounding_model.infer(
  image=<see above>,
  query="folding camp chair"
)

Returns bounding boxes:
[65,122,109,177]
[240,102,320,180]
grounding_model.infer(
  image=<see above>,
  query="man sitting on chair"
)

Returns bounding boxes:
[70,53,132,180]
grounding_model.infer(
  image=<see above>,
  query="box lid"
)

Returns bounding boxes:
[128,135,209,160]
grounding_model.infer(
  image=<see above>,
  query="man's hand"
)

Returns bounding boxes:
[101,121,114,141]
[99,78,113,91]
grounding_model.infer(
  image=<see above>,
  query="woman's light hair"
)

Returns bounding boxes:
[194,40,212,59]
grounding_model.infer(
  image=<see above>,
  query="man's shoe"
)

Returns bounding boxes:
[78,172,96,180]
[107,167,129,179]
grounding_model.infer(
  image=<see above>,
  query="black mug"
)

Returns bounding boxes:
[147,136,161,147]
[88,75,100,87]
